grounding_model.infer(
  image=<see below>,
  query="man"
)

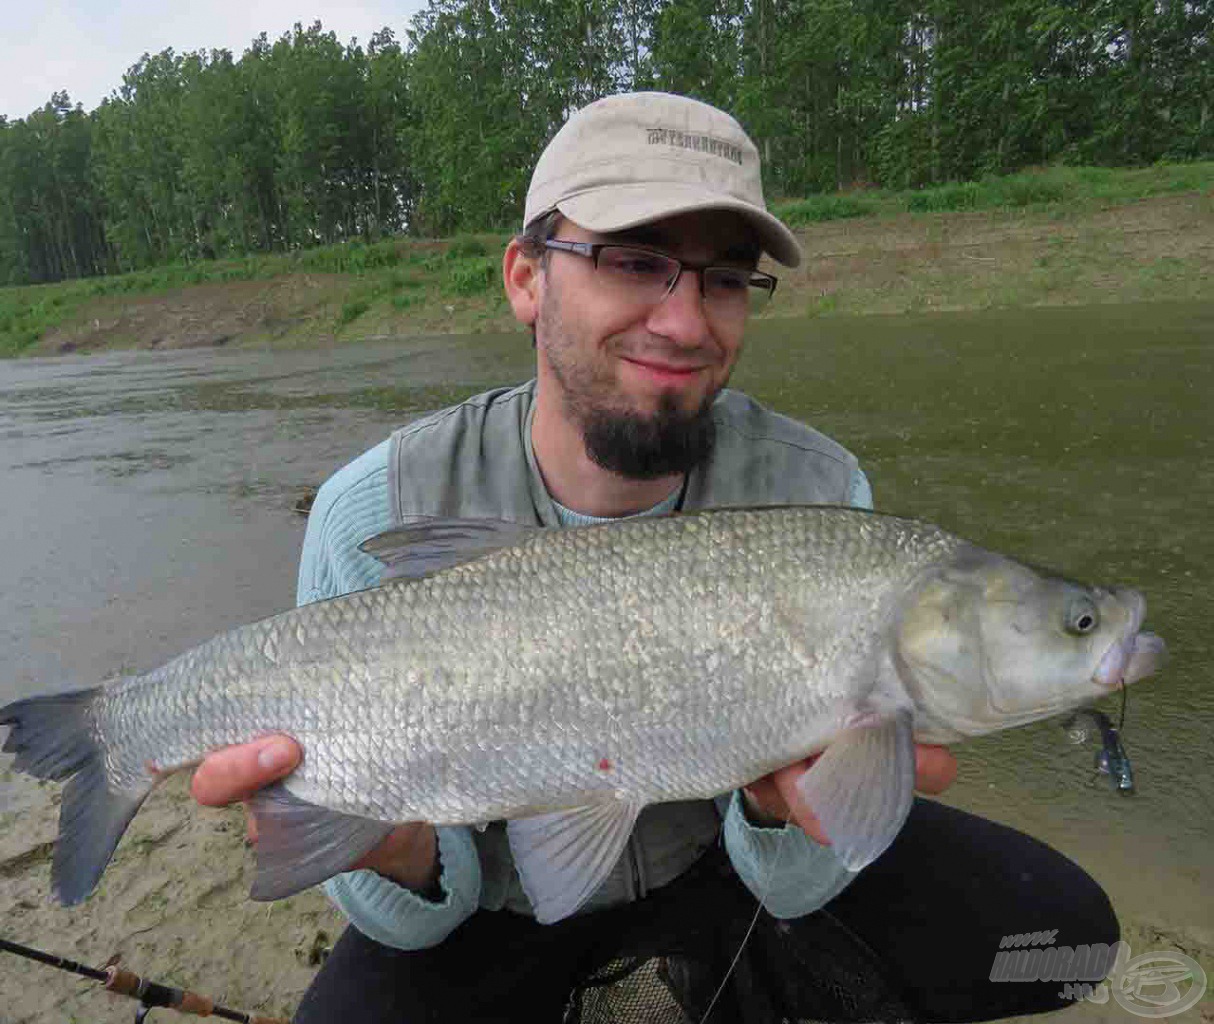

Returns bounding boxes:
[190,93,1117,1022]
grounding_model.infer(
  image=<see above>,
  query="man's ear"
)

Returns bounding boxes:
[503,239,541,327]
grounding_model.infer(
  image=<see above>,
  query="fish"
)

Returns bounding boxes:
[1,507,1166,924]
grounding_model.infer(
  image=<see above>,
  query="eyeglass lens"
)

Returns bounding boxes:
[596,247,772,312]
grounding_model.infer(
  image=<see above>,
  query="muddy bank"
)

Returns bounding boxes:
[25,191,1214,357]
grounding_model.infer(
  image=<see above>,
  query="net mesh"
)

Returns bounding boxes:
[568,957,689,1024]
[563,910,919,1024]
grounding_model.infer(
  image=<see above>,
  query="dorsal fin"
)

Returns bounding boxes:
[358,516,538,580]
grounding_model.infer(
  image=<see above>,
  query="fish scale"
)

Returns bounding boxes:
[104,512,946,826]
[1,506,1165,919]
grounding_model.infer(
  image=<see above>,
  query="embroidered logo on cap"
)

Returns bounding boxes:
[645,128,744,166]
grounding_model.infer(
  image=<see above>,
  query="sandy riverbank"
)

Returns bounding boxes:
[0,769,340,1023]
[2,763,1209,1023]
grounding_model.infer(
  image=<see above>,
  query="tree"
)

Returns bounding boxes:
[1,1,1210,285]
[0,93,108,283]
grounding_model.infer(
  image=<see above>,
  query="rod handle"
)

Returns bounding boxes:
[105,965,289,1022]
[178,990,216,1015]
[104,967,142,996]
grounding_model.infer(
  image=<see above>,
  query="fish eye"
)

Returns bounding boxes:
[1065,596,1100,636]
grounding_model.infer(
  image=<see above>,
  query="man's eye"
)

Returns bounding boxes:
[603,251,669,277]
[710,269,750,292]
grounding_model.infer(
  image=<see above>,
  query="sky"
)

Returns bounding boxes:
[3,1,428,121]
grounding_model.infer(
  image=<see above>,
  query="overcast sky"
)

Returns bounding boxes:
[3,1,427,121]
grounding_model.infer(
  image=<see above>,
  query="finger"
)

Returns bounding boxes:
[770,759,830,845]
[350,824,424,873]
[742,775,788,821]
[244,805,258,846]
[914,744,958,795]
[350,824,440,891]
[190,735,301,807]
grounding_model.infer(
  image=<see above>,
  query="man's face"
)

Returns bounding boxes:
[532,210,758,478]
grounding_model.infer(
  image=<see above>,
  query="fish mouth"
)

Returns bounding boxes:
[1093,590,1167,690]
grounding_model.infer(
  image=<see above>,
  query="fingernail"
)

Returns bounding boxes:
[257,739,295,773]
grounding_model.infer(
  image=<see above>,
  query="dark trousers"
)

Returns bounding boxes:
[294,800,1118,1023]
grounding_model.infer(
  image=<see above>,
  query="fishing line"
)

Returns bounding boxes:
[697,805,794,1024]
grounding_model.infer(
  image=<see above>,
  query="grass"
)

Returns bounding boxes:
[323,240,500,327]
[776,193,880,225]
[0,230,511,353]
[1,161,1211,356]
[770,160,1214,224]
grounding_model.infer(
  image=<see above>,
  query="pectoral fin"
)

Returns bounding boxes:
[507,798,643,924]
[247,783,395,900]
[794,708,915,871]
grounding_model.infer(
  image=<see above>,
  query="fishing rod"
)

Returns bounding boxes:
[0,936,289,1024]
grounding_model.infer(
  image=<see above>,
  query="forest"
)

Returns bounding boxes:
[1,0,1210,286]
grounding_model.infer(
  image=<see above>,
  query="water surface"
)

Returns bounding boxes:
[1,303,1209,937]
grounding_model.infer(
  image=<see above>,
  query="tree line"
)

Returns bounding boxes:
[1,0,1210,286]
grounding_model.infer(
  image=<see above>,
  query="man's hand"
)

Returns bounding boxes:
[190,734,301,805]
[191,735,440,894]
[743,744,958,843]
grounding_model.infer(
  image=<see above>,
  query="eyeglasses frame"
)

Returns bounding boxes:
[536,238,778,309]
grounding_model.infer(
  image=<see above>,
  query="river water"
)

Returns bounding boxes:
[1,304,1210,951]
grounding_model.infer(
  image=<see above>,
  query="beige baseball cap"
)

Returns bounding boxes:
[524,92,802,268]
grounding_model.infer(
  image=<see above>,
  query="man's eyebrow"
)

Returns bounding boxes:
[607,228,760,264]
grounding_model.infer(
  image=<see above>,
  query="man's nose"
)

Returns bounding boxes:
[645,267,712,344]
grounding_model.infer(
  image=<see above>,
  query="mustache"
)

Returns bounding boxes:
[610,340,716,367]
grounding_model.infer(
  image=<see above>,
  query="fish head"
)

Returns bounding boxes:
[897,550,1166,741]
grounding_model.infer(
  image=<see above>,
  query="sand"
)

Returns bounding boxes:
[0,768,342,1023]
[2,762,1209,1023]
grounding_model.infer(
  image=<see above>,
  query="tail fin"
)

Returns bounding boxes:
[2,687,151,904]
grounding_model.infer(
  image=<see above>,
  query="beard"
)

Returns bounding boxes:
[580,390,716,479]
[536,269,723,481]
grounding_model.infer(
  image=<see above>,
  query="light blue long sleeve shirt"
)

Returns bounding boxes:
[298,439,873,950]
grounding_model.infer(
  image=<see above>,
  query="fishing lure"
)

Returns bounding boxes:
[1063,694,1134,794]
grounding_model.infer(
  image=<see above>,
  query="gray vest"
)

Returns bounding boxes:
[386,380,857,914]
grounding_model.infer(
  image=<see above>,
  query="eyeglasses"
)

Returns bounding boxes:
[540,239,777,316]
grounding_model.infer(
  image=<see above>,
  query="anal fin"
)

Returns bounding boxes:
[247,783,395,900]
[507,798,643,925]
[795,708,915,871]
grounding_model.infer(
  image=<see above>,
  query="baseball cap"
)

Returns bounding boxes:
[524,92,802,268]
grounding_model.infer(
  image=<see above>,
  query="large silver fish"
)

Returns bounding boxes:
[1,507,1165,923]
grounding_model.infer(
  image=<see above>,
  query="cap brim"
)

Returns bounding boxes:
[556,183,802,268]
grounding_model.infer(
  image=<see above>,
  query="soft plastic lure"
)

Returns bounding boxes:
[1063,697,1134,794]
